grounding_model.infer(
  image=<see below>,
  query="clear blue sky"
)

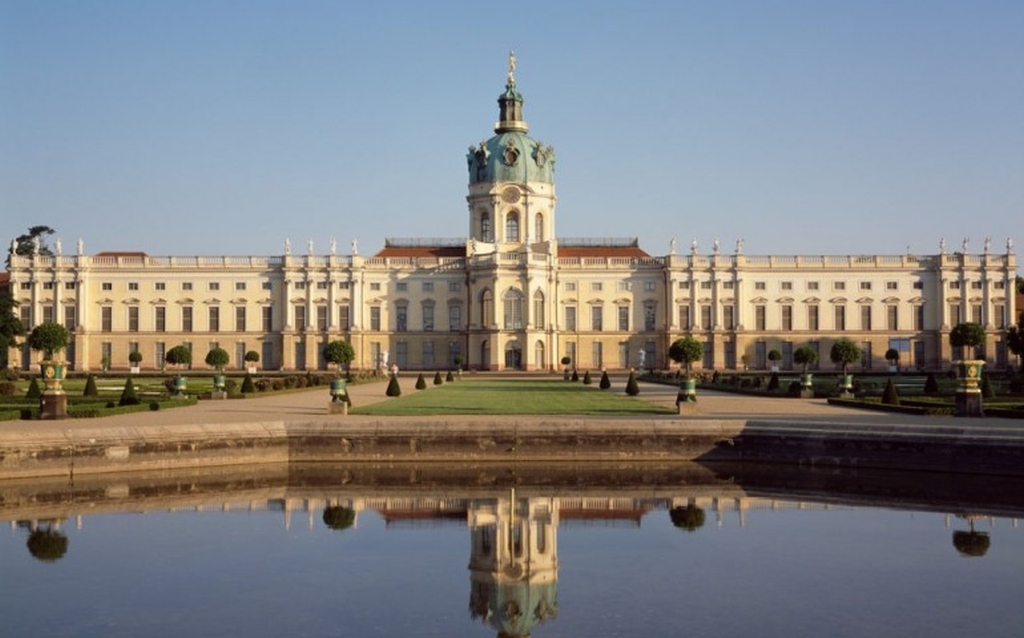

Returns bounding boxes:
[3,0,1022,257]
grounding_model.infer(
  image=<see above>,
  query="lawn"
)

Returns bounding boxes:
[351,378,674,416]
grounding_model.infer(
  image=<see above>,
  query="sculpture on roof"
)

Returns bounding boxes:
[54,237,62,255]
[1007,237,1014,253]
[329,238,337,255]
[77,237,84,255]
[351,239,359,255]
[961,237,969,253]
[939,237,946,253]
[713,238,721,254]
[735,238,744,254]
[307,239,314,255]
[690,238,698,254]
[669,237,677,255]
[284,238,291,255]
[508,50,516,85]
[984,237,991,253]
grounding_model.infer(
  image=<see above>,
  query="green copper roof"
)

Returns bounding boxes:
[467,131,556,185]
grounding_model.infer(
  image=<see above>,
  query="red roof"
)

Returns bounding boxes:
[559,245,650,258]
[94,251,149,258]
[374,246,466,258]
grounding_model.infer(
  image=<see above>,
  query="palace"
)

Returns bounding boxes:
[5,58,1018,374]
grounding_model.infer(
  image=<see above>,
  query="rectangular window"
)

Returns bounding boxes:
[781,281,793,291]
[396,305,408,332]
[995,304,1006,329]
[209,282,220,291]
[235,282,246,291]
[534,296,545,329]
[295,281,306,290]
[700,305,712,330]
[208,306,220,332]
[971,280,983,290]
[995,281,1005,290]
[679,281,690,290]
[861,341,873,370]
[43,305,55,324]
[754,282,766,291]
[807,281,819,291]
[64,305,76,331]
[618,306,629,331]
[396,341,408,368]
[565,306,577,331]
[448,281,461,292]
[949,303,962,326]
[235,342,246,369]
[700,281,712,290]
[678,305,691,330]
[835,305,846,331]
[564,282,576,292]
[592,341,603,368]
[913,281,924,290]
[316,281,329,290]
[396,282,408,292]
[422,282,434,292]
[182,306,193,332]
[317,305,328,331]
[723,281,734,290]
[860,305,872,331]
[182,282,193,291]
[369,282,380,291]
[591,306,603,331]
[723,305,735,330]
[887,305,898,331]
[808,305,820,331]
[971,304,982,324]
[591,282,602,292]
[914,305,925,331]
[949,281,961,290]
[448,305,461,331]
[101,342,112,368]
[154,282,165,291]
[886,281,898,291]
[617,281,630,292]
[422,341,434,368]
[262,281,273,290]
[644,303,656,331]
[128,282,139,291]
[155,342,166,369]
[42,282,55,291]
[834,281,846,291]
[755,305,766,331]
[644,281,656,292]
[370,307,381,331]
[64,282,76,290]
[781,305,793,331]
[236,306,247,332]
[422,305,434,331]
[295,306,307,332]
[155,306,166,332]
[262,306,273,332]
[102,282,113,291]
[619,342,629,369]
[128,306,139,332]
[859,282,872,291]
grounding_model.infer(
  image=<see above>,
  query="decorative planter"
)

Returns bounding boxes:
[955,359,985,417]
[800,373,814,389]
[247,366,257,374]
[39,361,67,393]
[173,376,187,397]
[677,378,697,403]
[213,374,226,391]
[330,379,348,402]
[130,366,140,375]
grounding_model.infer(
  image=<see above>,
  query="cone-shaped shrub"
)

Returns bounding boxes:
[83,374,98,397]
[981,374,994,399]
[882,378,900,405]
[119,378,140,406]
[571,370,579,382]
[924,373,939,394]
[583,370,593,385]
[385,374,402,397]
[599,371,611,390]
[415,373,427,390]
[446,370,454,382]
[433,371,444,385]
[240,373,255,394]
[26,378,41,400]
[625,371,640,396]
[767,373,780,392]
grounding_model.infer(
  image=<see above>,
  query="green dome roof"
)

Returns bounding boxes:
[468,131,555,185]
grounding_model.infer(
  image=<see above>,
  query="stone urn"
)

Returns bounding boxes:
[213,374,226,392]
[328,378,349,414]
[39,360,68,419]
[954,359,985,417]
[173,376,188,397]
[40,360,67,392]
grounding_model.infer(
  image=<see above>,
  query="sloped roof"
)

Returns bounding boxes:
[559,245,650,258]
[374,245,466,258]
[94,251,149,258]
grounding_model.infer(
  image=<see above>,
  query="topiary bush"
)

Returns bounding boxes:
[924,373,940,394]
[767,373,780,392]
[787,381,803,397]
[83,374,98,397]
[240,373,255,394]
[415,373,427,390]
[322,506,356,531]
[981,374,994,399]
[26,378,41,400]
[446,370,454,382]
[882,378,900,405]
[599,371,611,390]
[118,378,140,406]
[583,370,593,385]
[0,381,15,397]
[571,369,579,382]
[625,371,640,396]
[385,374,402,397]
[149,401,160,411]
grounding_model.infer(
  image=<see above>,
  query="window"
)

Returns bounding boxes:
[808,305,820,331]
[43,282,55,291]
[833,281,846,291]
[64,305,76,331]
[678,305,691,330]
[370,307,381,331]
[317,305,328,331]
[208,306,220,332]
[644,303,656,331]
[155,306,166,332]
[102,282,113,291]
[480,289,494,326]
[449,341,461,368]
[617,281,630,292]
[43,305,55,324]
[565,282,576,292]
[860,305,872,331]
[396,282,408,292]
[448,281,461,292]
[913,281,924,290]
[128,282,139,291]
[835,305,846,330]
[295,281,306,290]
[618,306,629,331]
[448,304,461,331]
[20,282,31,290]
[236,306,247,332]
[20,306,32,331]
[971,281,983,290]
[480,212,492,242]
[700,305,711,330]
[295,306,307,331]
[535,213,544,242]
[155,342,166,369]
[503,289,524,330]
[592,342,603,368]
[948,303,962,326]
[700,281,712,290]
[370,282,381,291]
[422,302,434,331]
[591,282,603,292]
[339,305,350,331]
[887,305,898,331]
[914,304,925,330]
[128,306,139,332]
[644,281,656,292]
[723,305,735,330]
[723,281,734,290]
[396,341,407,368]
[886,281,898,291]
[262,306,273,332]
[422,282,434,293]
[971,304,982,324]
[155,282,165,291]
[182,282,193,291]
[262,281,273,290]
[208,282,220,291]
[679,281,690,290]
[807,281,819,291]
[591,305,603,331]
[859,282,872,291]
[235,282,247,291]
[565,306,577,331]
[423,341,435,368]
[533,291,545,329]
[995,304,1006,329]
[505,212,520,242]
[755,281,766,291]
[949,281,960,290]
[755,305,766,331]
[317,281,329,290]
[182,306,193,332]
[781,282,793,291]
[995,281,1006,290]
[781,305,792,331]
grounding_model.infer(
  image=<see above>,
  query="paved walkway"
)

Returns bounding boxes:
[4,373,1019,435]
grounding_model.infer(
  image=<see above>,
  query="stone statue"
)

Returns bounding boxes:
[735,238,744,254]
[10,239,16,254]
[284,238,291,255]
[307,239,314,255]
[32,236,40,255]
[669,237,677,254]
[329,238,337,255]
[637,349,646,370]
[1007,237,1014,253]
[351,238,359,255]
[508,50,516,85]
[54,237,62,255]
[77,237,84,255]
[713,238,721,254]
[939,237,946,253]
[984,236,991,253]
[690,238,698,254]
[961,237,969,253]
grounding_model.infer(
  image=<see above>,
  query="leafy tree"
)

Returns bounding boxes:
[27,322,69,359]
[767,349,782,364]
[669,503,706,532]
[625,370,640,396]
[1004,311,1024,367]
[882,378,900,405]
[26,528,68,562]
[165,345,192,369]
[204,347,229,371]
[445,370,454,382]
[322,506,356,531]
[949,322,986,358]
[793,346,818,373]
[1017,275,1024,296]
[244,350,260,364]
[128,351,142,365]
[884,348,900,366]
[385,374,402,397]
[599,370,611,390]
[830,339,861,376]
[6,225,56,268]
[118,378,140,406]
[415,373,427,389]
[322,340,355,376]
[668,337,703,375]
[0,288,25,369]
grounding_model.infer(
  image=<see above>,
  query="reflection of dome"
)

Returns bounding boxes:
[468,80,555,186]
[469,579,558,638]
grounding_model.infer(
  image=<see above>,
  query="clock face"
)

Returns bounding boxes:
[501,186,521,203]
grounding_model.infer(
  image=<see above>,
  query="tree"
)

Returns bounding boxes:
[244,350,260,364]
[669,503,706,532]
[884,348,900,367]
[582,370,592,384]
[26,527,68,562]
[830,339,861,376]
[433,371,444,385]
[83,374,98,397]
[0,288,25,369]
[128,351,143,366]
[625,370,640,396]
[322,506,356,531]
[668,337,703,375]
[882,378,900,406]
[1003,312,1023,367]
[385,374,402,397]
[415,373,427,389]
[767,349,782,367]
[793,346,818,373]
[27,322,70,360]
[119,378,140,406]
[240,373,255,393]
[165,345,192,369]
[205,347,230,371]
[949,322,986,359]
[599,370,611,390]
[6,225,56,268]
[322,340,355,376]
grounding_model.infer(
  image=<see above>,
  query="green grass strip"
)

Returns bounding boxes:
[351,378,674,416]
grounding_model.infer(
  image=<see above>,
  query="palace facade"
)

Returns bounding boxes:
[5,62,1018,374]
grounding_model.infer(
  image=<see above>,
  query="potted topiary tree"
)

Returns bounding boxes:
[561,356,571,381]
[884,347,900,373]
[205,347,230,395]
[128,350,142,374]
[793,346,818,397]
[949,322,986,417]
[323,339,355,412]
[165,345,192,397]
[453,355,464,378]
[669,336,703,406]
[767,348,782,372]
[27,322,70,419]
[244,350,260,374]
[829,338,861,397]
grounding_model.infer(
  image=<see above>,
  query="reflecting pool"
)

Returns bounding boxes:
[2,463,1022,637]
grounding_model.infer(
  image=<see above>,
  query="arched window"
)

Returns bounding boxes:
[503,289,524,330]
[505,212,519,242]
[533,290,545,329]
[534,339,545,370]
[534,213,544,242]
[480,212,491,242]
[480,289,494,327]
